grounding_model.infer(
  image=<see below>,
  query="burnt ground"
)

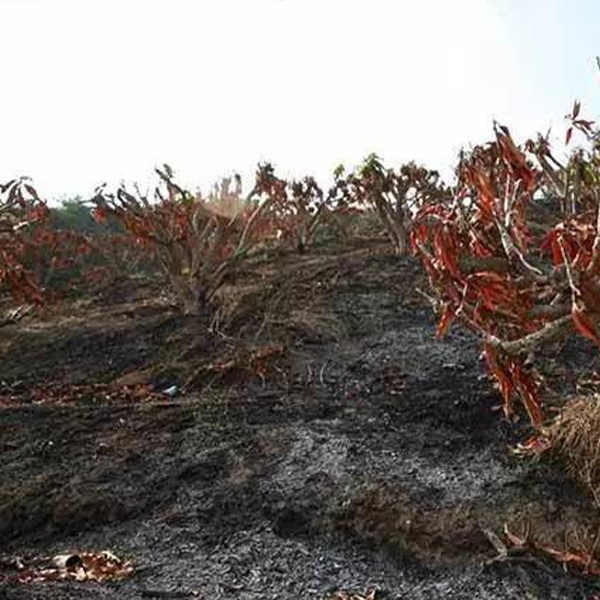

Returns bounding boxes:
[1,241,600,599]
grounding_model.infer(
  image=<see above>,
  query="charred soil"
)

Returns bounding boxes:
[1,241,600,599]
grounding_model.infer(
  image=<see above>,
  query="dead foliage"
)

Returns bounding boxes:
[91,165,277,315]
[253,163,348,253]
[413,108,600,428]
[84,231,151,288]
[184,342,285,388]
[0,178,91,305]
[484,522,600,581]
[546,394,600,507]
[334,156,451,255]
[0,382,166,407]
[0,550,134,584]
[329,591,377,600]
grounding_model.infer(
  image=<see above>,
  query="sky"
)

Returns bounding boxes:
[0,0,599,202]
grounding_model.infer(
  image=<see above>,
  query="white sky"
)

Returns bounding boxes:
[1,0,599,201]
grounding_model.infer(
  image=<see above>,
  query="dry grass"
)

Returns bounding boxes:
[547,394,600,507]
[250,305,346,344]
[285,308,346,342]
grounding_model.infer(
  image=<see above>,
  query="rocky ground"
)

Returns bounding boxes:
[1,242,599,599]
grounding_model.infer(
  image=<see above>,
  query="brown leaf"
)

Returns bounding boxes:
[436,304,455,338]
[566,127,573,146]
[572,301,600,350]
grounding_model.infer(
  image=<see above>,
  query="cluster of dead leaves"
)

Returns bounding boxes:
[0,550,134,584]
[507,524,600,577]
[186,343,285,387]
[330,591,377,600]
[485,523,600,580]
[0,382,166,407]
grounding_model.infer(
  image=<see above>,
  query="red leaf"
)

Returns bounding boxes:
[572,302,600,350]
[512,362,543,429]
[436,304,455,338]
[565,127,573,146]
[515,434,552,456]
[92,207,108,224]
[575,119,595,131]
[504,524,526,548]
[483,344,514,418]
[433,228,461,279]
[24,184,40,201]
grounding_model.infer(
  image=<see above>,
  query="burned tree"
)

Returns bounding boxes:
[412,116,600,428]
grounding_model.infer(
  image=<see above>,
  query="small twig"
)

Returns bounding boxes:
[0,304,34,327]
[482,527,508,557]
[585,527,600,574]
[587,200,600,274]
[489,315,573,356]
[503,179,522,230]
[305,363,313,385]
[319,360,329,387]
[558,237,582,298]
[415,287,440,311]
[494,216,546,279]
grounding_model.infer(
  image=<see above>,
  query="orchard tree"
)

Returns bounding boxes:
[412,109,600,429]
[0,178,48,303]
[252,163,335,253]
[335,155,451,255]
[0,180,93,307]
[90,165,277,315]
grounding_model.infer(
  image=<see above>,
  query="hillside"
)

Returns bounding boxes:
[1,241,598,599]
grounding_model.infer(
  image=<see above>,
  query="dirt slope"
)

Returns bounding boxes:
[1,244,599,599]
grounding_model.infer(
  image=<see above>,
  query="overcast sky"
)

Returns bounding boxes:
[1,0,599,201]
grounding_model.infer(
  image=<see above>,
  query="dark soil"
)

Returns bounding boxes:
[2,241,600,599]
